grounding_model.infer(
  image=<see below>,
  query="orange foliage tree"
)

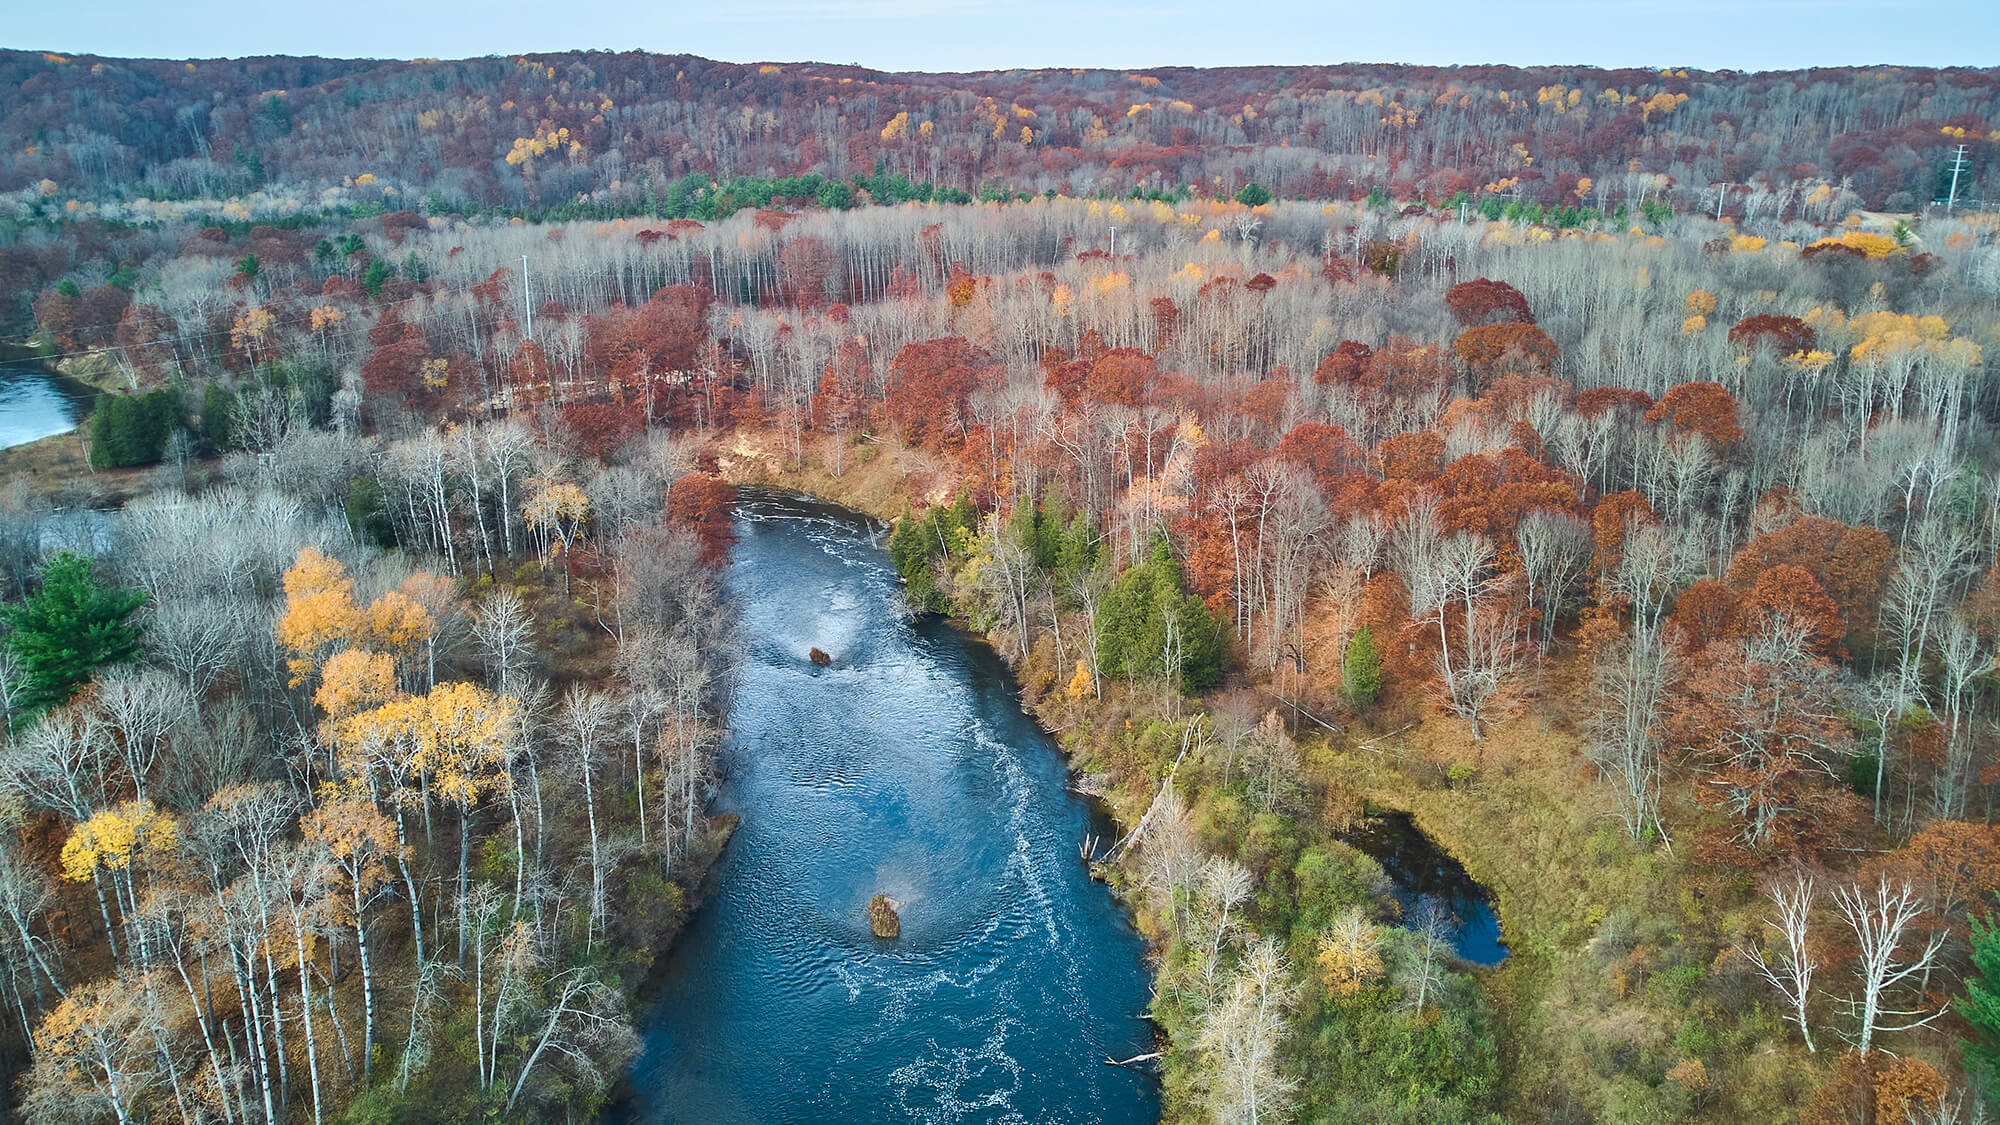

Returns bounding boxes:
[1450,322,1559,374]
[1646,381,1745,447]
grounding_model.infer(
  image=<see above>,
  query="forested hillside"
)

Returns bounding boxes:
[3,49,1998,231]
[7,45,2000,1125]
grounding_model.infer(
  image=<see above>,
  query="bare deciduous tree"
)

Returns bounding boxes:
[1832,875,1947,1055]
[1741,869,1819,1053]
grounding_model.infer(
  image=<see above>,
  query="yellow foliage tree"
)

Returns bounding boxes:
[365,589,435,662]
[524,481,590,570]
[60,801,177,883]
[1317,906,1385,997]
[315,648,399,719]
[1067,660,1094,699]
[278,547,363,686]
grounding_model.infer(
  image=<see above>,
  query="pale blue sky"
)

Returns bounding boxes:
[9,0,1999,71]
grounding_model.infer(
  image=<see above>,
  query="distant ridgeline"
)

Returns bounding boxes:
[2,50,1996,226]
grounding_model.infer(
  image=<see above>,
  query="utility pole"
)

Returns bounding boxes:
[1945,144,1970,214]
[521,254,534,341]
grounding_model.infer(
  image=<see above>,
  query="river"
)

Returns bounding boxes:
[0,356,85,450]
[613,491,1160,1125]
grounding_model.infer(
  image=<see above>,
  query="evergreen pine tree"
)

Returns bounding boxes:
[1342,626,1384,708]
[888,510,943,613]
[1,551,149,718]
[1961,913,2000,1102]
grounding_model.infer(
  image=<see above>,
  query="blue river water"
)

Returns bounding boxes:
[613,491,1160,1125]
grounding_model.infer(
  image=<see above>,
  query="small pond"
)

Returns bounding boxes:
[0,356,87,451]
[1346,810,1509,967]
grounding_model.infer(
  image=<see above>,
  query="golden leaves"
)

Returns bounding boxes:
[278,547,363,684]
[230,307,275,351]
[60,801,177,883]
[420,356,450,391]
[278,548,440,691]
[1316,908,1384,997]
[1066,660,1093,699]
[337,682,520,810]
[524,481,590,532]
[315,649,398,719]
[1806,230,1899,259]
[505,125,573,166]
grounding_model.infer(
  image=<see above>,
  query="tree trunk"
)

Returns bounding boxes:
[352,879,376,1080]
[292,922,324,1125]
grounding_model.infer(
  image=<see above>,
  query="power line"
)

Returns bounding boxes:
[1944,144,1971,214]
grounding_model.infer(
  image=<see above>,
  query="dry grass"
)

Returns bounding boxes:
[0,430,155,509]
[708,427,947,522]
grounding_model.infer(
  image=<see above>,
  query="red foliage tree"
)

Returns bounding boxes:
[777,235,837,311]
[664,473,739,568]
[1745,564,1845,655]
[1312,339,1374,386]
[1576,386,1655,418]
[1378,430,1447,483]
[883,336,993,450]
[585,285,713,388]
[1667,580,1743,651]
[1591,490,1659,569]
[1445,277,1535,327]
[1726,516,1890,641]
[1728,314,1815,356]
[1666,633,1862,862]
[1085,348,1160,407]
[558,401,643,458]
[361,315,430,400]
[1274,423,1366,491]
[1434,448,1580,544]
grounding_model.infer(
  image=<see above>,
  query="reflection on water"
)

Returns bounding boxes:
[1346,811,1510,967]
[612,492,1158,1125]
[0,362,84,450]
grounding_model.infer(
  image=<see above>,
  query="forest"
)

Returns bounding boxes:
[6,47,2000,1125]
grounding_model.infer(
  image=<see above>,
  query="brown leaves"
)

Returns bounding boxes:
[1450,322,1559,374]
[1445,277,1535,327]
[1646,381,1744,448]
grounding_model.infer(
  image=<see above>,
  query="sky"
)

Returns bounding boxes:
[9,0,2000,73]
